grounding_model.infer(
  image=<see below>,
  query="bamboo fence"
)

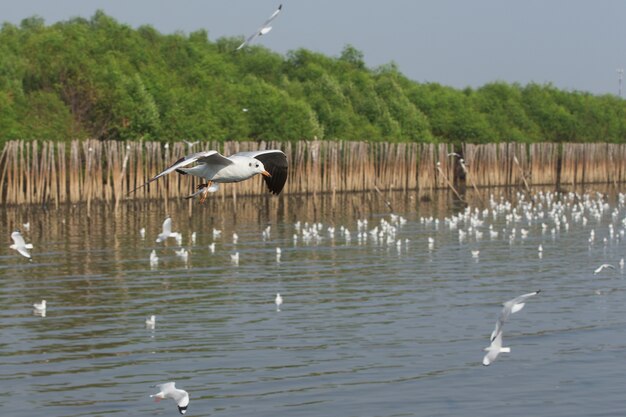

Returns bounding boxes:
[1,140,626,206]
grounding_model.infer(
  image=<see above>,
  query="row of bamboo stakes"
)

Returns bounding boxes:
[1,140,625,207]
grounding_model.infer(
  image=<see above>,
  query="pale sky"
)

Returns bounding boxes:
[3,0,626,96]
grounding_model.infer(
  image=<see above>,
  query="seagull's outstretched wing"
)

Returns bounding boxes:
[162,218,172,236]
[236,4,283,50]
[594,263,615,275]
[490,290,540,341]
[10,231,32,259]
[128,151,232,194]
[233,150,288,194]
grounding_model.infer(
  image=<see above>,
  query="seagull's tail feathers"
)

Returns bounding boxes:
[128,156,188,195]
[127,178,156,195]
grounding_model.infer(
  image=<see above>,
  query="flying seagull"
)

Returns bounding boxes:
[130,150,288,203]
[156,217,181,243]
[483,330,510,366]
[10,230,33,259]
[236,4,283,50]
[183,140,199,150]
[594,263,615,275]
[490,290,540,341]
[150,382,189,415]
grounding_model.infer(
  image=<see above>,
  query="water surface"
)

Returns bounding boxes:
[1,190,626,417]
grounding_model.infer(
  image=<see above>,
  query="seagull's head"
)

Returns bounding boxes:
[248,159,271,178]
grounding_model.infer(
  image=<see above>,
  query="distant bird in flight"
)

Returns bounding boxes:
[130,150,288,203]
[594,263,615,275]
[156,217,181,243]
[150,382,189,415]
[490,290,540,342]
[10,230,33,259]
[236,4,283,50]
[482,329,510,366]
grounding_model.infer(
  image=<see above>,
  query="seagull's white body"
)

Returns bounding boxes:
[33,299,46,311]
[150,382,189,415]
[594,263,615,275]
[156,218,180,243]
[483,331,510,366]
[150,250,159,266]
[10,231,33,259]
[490,291,540,341]
[231,252,239,265]
[145,315,156,329]
[275,293,283,311]
[236,4,283,50]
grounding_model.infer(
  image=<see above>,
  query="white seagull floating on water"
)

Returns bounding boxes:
[490,290,540,342]
[236,4,283,50]
[33,299,46,316]
[145,315,156,329]
[150,250,159,267]
[150,382,189,415]
[10,230,33,259]
[275,293,283,311]
[33,299,46,311]
[131,150,287,203]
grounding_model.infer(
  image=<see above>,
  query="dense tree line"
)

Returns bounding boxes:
[1,12,625,145]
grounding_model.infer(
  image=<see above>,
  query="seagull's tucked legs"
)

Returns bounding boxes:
[200,181,212,203]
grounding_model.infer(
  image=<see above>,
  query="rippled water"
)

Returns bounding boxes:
[2,189,626,417]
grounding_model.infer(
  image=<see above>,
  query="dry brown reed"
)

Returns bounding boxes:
[0,140,624,206]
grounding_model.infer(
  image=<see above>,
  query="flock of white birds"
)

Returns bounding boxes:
[9,188,626,413]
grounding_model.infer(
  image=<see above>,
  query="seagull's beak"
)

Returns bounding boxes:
[261,170,271,178]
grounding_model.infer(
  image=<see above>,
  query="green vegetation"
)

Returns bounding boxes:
[1,12,626,144]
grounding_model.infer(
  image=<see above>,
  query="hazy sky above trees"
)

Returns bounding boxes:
[4,0,626,96]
